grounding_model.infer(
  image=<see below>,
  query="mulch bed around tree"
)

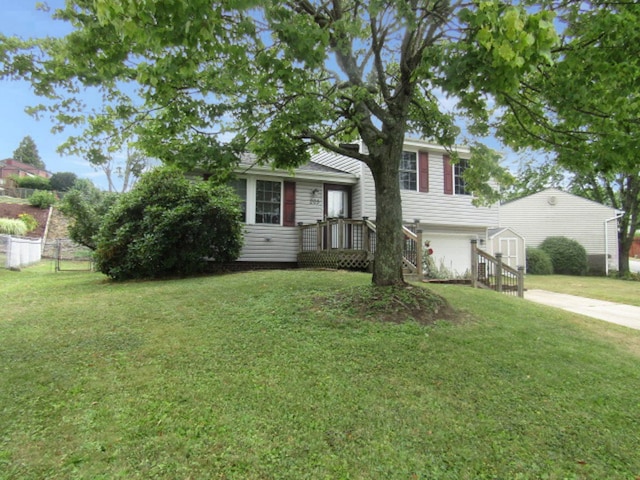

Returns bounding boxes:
[0,203,50,238]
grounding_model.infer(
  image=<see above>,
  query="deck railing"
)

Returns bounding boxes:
[470,239,524,297]
[297,217,423,276]
[298,217,377,253]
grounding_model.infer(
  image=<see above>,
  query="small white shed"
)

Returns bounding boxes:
[499,188,621,274]
[485,227,526,270]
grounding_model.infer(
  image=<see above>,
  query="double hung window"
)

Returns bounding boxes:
[399,151,417,191]
[255,180,281,224]
[454,159,470,195]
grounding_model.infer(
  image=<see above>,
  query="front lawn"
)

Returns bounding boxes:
[1,265,639,479]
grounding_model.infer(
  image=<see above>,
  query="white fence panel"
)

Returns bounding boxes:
[2,235,42,269]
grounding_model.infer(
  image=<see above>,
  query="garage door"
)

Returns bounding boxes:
[424,234,473,278]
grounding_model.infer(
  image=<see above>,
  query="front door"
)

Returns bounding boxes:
[324,184,352,248]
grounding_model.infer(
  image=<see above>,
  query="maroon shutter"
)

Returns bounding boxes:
[418,151,429,193]
[443,155,453,195]
[283,181,296,226]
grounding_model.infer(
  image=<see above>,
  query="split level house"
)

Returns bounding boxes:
[218,138,525,277]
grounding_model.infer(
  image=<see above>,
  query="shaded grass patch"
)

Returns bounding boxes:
[316,283,462,325]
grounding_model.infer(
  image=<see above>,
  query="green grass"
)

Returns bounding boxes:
[526,274,640,306]
[1,265,639,479]
[0,195,29,205]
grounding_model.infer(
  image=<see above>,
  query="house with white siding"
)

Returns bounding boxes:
[499,188,622,274]
[227,138,512,276]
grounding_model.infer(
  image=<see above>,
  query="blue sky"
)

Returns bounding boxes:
[0,0,112,187]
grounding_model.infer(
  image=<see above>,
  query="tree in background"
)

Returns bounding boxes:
[501,158,567,202]
[49,171,78,192]
[496,1,640,275]
[1,1,557,286]
[94,167,244,280]
[12,136,45,170]
[58,179,118,250]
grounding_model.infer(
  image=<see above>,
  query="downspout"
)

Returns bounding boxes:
[604,212,624,276]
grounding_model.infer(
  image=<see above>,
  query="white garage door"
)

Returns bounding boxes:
[424,234,474,278]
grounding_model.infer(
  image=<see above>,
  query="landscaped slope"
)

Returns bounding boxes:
[1,267,638,479]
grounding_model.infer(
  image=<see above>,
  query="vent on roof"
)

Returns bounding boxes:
[548,196,557,205]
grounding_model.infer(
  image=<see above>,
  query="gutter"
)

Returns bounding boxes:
[604,211,625,275]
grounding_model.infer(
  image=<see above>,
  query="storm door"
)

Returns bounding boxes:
[324,184,352,249]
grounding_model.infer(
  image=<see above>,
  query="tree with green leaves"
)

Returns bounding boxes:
[495,1,640,275]
[58,179,118,250]
[12,135,45,170]
[49,171,78,192]
[0,0,557,286]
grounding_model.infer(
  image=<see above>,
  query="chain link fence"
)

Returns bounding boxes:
[0,235,42,269]
[47,238,94,271]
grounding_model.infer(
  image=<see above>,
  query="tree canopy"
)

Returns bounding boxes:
[495,1,640,274]
[49,171,78,192]
[12,135,45,170]
[0,0,557,285]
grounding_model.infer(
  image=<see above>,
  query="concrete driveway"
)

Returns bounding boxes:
[525,289,640,331]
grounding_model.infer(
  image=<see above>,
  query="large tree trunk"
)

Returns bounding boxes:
[367,139,406,286]
[618,225,635,276]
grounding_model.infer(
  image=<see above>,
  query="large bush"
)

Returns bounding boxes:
[526,247,553,275]
[15,175,52,190]
[95,167,243,280]
[539,236,588,276]
[28,190,56,208]
[59,179,118,250]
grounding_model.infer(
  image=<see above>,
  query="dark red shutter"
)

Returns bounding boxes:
[443,155,453,195]
[283,181,296,226]
[418,151,429,193]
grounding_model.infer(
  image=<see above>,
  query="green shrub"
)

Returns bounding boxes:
[0,218,28,236]
[17,213,38,232]
[15,176,52,190]
[95,167,244,280]
[29,190,56,209]
[59,179,118,250]
[526,247,554,275]
[540,236,588,276]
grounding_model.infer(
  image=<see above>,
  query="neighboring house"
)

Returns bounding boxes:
[225,138,506,276]
[0,158,51,183]
[500,188,621,275]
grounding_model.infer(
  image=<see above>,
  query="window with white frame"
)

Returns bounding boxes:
[399,151,417,190]
[454,158,470,195]
[255,180,281,224]
[229,178,247,222]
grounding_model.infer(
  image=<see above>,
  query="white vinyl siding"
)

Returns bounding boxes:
[313,148,497,227]
[499,188,619,271]
[237,181,323,262]
[237,225,299,262]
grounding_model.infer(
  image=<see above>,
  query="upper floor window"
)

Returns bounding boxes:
[399,151,417,191]
[255,180,281,224]
[454,159,470,195]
